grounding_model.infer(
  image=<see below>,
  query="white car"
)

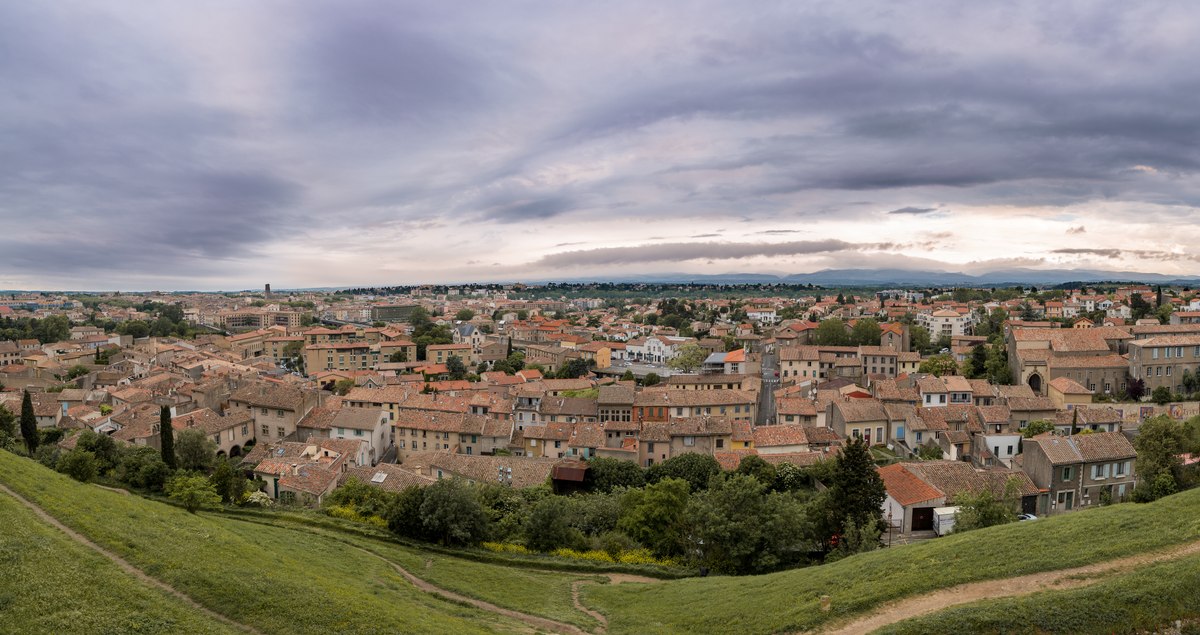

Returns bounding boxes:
[1017,513,1038,521]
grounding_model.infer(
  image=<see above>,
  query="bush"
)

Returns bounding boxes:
[525,496,585,552]
[33,445,60,469]
[385,486,428,540]
[420,479,489,546]
[56,449,98,483]
[76,431,120,474]
[646,453,721,492]
[116,446,171,491]
[166,475,221,513]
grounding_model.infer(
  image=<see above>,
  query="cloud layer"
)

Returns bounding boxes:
[3,1,1200,289]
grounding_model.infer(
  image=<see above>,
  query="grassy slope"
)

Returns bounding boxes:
[586,487,1200,634]
[224,512,604,631]
[876,551,1200,634]
[0,494,238,635]
[0,452,530,635]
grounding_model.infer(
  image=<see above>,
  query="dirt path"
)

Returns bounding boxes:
[572,581,609,633]
[0,482,262,635]
[819,538,1200,635]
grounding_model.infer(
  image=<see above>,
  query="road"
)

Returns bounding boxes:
[757,346,778,425]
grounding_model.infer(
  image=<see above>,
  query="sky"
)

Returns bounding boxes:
[4,1,1200,291]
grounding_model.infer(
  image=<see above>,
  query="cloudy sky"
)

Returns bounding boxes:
[4,1,1200,290]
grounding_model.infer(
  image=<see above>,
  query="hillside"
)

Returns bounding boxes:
[3,450,1200,634]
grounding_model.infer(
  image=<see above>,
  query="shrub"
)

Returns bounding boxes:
[56,449,98,483]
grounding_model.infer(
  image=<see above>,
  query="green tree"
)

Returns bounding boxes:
[688,473,810,574]
[1133,415,1185,501]
[167,475,222,513]
[814,318,850,346]
[117,446,171,491]
[56,449,98,482]
[209,459,247,504]
[985,338,1013,384]
[333,378,356,395]
[1152,385,1173,405]
[953,478,1020,532]
[918,354,959,377]
[667,343,707,373]
[642,372,661,387]
[646,452,722,492]
[525,496,584,552]
[618,477,691,557]
[910,325,932,354]
[1022,419,1056,438]
[455,308,475,321]
[385,486,429,540]
[556,358,590,379]
[620,370,635,382]
[66,364,90,380]
[76,430,120,474]
[158,406,176,469]
[585,457,646,493]
[419,478,489,546]
[965,344,988,379]
[735,454,777,485]
[19,390,38,455]
[446,355,468,381]
[826,437,886,537]
[850,318,882,346]
[175,428,216,472]
[0,404,15,439]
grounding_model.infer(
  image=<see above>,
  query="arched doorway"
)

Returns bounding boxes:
[230,445,242,458]
[1028,373,1043,393]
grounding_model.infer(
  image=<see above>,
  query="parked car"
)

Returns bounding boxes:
[1017,513,1038,521]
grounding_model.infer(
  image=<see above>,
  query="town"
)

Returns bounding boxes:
[2,281,1196,549]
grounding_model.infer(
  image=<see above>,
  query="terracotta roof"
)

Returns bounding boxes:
[1048,376,1092,395]
[879,463,943,506]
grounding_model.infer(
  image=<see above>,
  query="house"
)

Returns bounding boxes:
[880,461,1039,533]
[172,408,255,458]
[227,382,318,445]
[328,407,392,465]
[1020,432,1138,515]
[246,438,367,505]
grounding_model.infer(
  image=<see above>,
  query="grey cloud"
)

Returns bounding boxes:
[887,206,938,215]
[691,233,721,238]
[1067,226,1087,234]
[754,229,806,235]
[534,239,889,268]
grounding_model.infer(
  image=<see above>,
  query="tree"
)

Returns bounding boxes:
[850,318,882,346]
[688,473,810,574]
[76,430,120,474]
[66,364,90,381]
[1133,415,1185,501]
[585,457,646,493]
[556,358,590,379]
[19,390,38,455]
[620,370,635,382]
[667,343,707,373]
[175,428,217,472]
[1152,385,1173,406]
[167,475,222,513]
[1022,419,1056,438]
[618,477,691,557]
[0,404,15,439]
[814,319,850,346]
[332,378,356,396]
[642,373,661,387]
[385,486,429,540]
[735,454,777,486]
[918,354,959,377]
[209,459,247,504]
[158,406,176,470]
[56,449,98,482]
[953,478,1020,532]
[910,325,932,354]
[419,478,489,546]
[525,496,584,552]
[646,452,722,492]
[826,437,886,537]
[965,344,988,379]
[1126,375,1147,401]
[117,446,170,491]
[446,355,468,381]
[985,338,1013,384]
[455,308,475,321]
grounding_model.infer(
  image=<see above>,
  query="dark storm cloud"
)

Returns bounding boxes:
[887,207,938,215]
[1052,248,1197,262]
[1067,226,1087,235]
[533,239,894,268]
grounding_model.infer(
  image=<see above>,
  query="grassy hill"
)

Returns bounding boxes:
[3,449,1200,634]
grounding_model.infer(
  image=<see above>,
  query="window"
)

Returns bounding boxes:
[241,424,248,435]
[337,427,345,435]
[1007,445,1013,455]
[261,407,268,415]
[398,440,405,449]
[354,429,363,437]
[1167,366,1173,376]
[277,409,284,417]
[554,440,561,448]
[1062,466,1073,482]
[716,439,724,449]
[261,424,269,437]
[1153,348,1159,359]
[676,407,684,416]
[938,395,946,404]
[683,436,696,447]
[647,442,655,453]
[1115,461,1130,477]
[277,427,284,438]
[213,434,220,445]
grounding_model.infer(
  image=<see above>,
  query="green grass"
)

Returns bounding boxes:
[584,487,1200,634]
[219,512,605,630]
[0,494,238,635]
[875,551,1200,634]
[0,452,531,635]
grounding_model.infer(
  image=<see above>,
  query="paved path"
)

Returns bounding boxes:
[0,482,262,635]
[818,537,1200,635]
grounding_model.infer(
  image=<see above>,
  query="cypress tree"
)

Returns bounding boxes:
[19,390,39,455]
[159,405,177,470]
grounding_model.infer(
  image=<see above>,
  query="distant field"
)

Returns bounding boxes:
[0,494,237,635]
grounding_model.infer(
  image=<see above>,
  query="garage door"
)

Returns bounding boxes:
[912,507,934,531]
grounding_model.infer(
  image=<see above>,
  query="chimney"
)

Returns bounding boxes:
[291,463,299,476]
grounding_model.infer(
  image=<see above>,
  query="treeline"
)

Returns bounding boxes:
[0,315,70,344]
[326,440,887,575]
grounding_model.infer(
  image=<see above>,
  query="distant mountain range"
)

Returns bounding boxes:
[547,268,1200,287]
